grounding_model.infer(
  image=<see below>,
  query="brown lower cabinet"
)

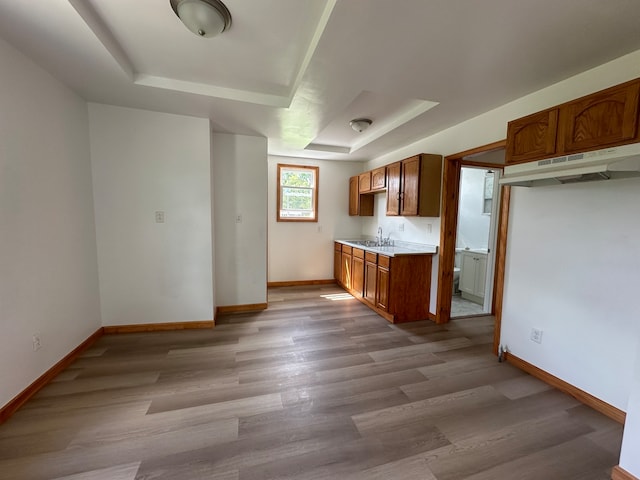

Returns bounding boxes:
[334,242,433,323]
[333,242,342,284]
[340,245,352,289]
[351,248,365,296]
[363,251,378,305]
[376,260,390,312]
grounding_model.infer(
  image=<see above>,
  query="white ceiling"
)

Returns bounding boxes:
[1,0,640,161]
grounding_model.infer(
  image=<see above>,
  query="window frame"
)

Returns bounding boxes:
[277,163,319,222]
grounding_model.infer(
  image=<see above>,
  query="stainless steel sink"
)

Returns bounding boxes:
[352,240,379,247]
[348,239,392,247]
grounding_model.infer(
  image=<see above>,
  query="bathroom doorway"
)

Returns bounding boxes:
[451,166,501,318]
[435,140,512,355]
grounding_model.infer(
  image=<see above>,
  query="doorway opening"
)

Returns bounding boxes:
[451,166,501,318]
[435,140,511,355]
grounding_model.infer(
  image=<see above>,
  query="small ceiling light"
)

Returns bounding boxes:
[350,118,372,133]
[170,0,232,38]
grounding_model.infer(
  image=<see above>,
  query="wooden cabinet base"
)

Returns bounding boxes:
[339,253,434,323]
[345,290,437,323]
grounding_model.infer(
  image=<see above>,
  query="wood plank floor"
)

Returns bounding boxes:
[0,285,622,479]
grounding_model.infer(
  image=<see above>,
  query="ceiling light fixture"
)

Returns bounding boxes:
[350,118,372,133]
[170,0,232,38]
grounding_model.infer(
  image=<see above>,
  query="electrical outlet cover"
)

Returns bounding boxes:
[530,328,543,344]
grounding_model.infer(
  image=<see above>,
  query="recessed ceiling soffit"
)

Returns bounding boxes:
[67,0,337,108]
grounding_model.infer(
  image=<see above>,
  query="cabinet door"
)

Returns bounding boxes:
[459,252,476,295]
[371,167,386,190]
[349,176,373,216]
[334,244,342,284]
[474,255,487,298]
[385,162,401,216]
[376,266,390,311]
[359,172,371,193]
[341,251,352,289]
[364,260,378,304]
[400,156,420,216]
[506,108,559,164]
[560,81,640,153]
[349,176,358,216]
[352,254,365,295]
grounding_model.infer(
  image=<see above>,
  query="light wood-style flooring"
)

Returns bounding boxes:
[0,285,622,479]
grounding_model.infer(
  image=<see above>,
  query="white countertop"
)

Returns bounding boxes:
[459,248,488,255]
[336,239,438,257]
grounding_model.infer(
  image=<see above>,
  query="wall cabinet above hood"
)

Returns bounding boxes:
[503,77,640,186]
[505,79,640,165]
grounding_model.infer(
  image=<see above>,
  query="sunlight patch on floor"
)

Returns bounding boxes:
[321,293,354,301]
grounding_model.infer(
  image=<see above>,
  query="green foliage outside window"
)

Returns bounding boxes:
[278,165,318,221]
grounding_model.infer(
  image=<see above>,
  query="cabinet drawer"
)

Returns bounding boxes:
[365,251,377,263]
[342,245,352,255]
[378,254,390,268]
[334,242,342,252]
[353,248,365,259]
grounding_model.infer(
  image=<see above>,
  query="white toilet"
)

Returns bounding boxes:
[452,250,462,294]
[453,267,461,293]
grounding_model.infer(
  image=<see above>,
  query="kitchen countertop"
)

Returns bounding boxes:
[336,239,438,257]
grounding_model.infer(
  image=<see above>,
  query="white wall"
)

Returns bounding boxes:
[363,48,640,475]
[89,104,212,326]
[268,156,363,282]
[209,124,217,314]
[0,38,101,408]
[457,168,491,250]
[620,343,640,475]
[362,194,441,246]
[212,134,268,306]
[502,178,640,409]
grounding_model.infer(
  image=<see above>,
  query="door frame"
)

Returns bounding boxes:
[435,140,511,356]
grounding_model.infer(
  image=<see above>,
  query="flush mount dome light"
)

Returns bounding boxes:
[350,118,372,133]
[170,0,232,38]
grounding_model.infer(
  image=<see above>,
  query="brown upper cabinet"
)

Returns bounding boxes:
[349,176,358,215]
[358,171,371,193]
[349,175,373,216]
[359,167,386,194]
[506,108,559,164]
[385,162,401,215]
[506,78,640,164]
[371,166,386,190]
[559,81,640,153]
[386,154,442,217]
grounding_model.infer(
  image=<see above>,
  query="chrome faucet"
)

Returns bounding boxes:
[377,227,383,246]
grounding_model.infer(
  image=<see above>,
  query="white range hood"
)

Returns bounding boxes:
[500,142,640,187]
